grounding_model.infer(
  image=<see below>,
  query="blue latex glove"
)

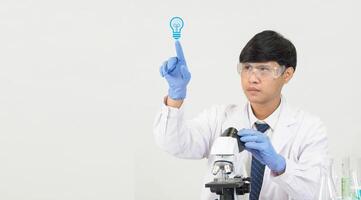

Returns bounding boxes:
[159,40,191,100]
[238,129,286,174]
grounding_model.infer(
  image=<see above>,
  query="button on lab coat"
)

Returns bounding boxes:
[153,97,329,200]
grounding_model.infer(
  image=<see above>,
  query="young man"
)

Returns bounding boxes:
[154,30,329,200]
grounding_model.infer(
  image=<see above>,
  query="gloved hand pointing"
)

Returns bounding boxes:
[238,129,286,174]
[159,40,191,100]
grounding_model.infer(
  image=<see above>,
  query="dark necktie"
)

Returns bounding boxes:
[250,122,270,200]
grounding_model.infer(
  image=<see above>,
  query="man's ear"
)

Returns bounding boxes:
[283,67,294,83]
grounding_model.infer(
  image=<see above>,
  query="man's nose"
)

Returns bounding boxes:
[248,70,260,84]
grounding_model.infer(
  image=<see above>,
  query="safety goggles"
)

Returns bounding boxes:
[237,63,286,79]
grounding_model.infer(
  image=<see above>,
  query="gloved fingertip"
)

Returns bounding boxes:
[244,142,256,149]
[238,128,252,136]
[175,41,185,62]
[237,128,245,135]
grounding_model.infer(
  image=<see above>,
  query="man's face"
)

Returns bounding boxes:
[240,61,293,105]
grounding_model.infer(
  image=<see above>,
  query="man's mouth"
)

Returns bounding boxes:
[247,87,260,92]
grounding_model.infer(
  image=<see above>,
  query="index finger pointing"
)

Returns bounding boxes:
[175,40,185,61]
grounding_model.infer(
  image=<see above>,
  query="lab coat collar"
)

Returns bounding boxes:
[247,97,283,131]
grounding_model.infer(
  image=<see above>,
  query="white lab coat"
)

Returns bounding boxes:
[153,97,329,200]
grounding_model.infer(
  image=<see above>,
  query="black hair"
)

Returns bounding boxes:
[239,30,297,71]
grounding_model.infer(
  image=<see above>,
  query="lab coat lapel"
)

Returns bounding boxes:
[271,100,297,153]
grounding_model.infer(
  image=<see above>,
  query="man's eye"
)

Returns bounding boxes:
[243,65,251,70]
[260,67,270,71]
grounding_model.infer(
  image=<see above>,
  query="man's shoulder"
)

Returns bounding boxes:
[284,102,324,128]
[283,103,328,147]
[203,103,245,116]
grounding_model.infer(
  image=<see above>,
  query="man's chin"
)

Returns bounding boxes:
[246,95,266,105]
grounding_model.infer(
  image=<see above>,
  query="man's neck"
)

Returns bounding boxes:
[250,96,281,120]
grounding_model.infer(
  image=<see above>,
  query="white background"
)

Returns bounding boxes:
[1,0,361,200]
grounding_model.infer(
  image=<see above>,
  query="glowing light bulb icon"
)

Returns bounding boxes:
[170,17,184,40]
